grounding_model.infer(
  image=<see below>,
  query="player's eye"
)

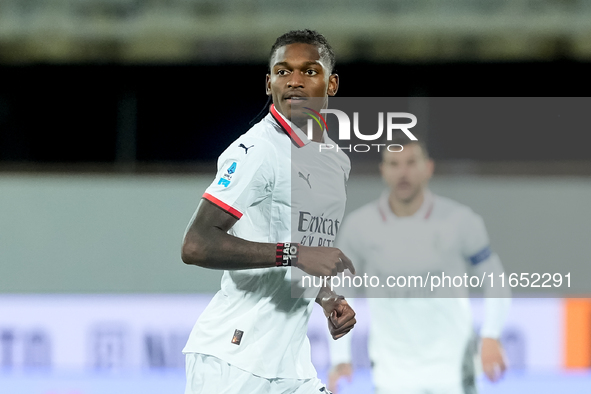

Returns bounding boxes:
[277,69,290,76]
[306,69,318,76]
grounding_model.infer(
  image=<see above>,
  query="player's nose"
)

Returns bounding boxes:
[399,163,411,175]
[287,72,305,88]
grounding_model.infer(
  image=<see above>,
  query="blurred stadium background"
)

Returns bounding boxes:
[1,0,591,393]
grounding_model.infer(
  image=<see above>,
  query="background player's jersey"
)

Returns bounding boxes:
[183,107,350,380]
[335,191,497,390]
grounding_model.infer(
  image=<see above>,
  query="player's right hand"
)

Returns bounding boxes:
[296,246,355,277]
[328,363,354,394]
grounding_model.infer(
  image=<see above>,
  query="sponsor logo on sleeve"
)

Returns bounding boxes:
[238,143,254,154]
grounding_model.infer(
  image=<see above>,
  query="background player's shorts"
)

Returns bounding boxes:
[375,387,465,394]
[185,353,332,394]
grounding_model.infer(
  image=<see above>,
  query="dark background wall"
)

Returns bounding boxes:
[2,61,589,166]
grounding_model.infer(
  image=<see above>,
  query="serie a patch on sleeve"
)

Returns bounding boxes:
[218,161,237,188]
[469,246,492,265]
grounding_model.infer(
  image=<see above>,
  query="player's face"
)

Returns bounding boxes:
[380,144,434,204]
[266,43,338,125]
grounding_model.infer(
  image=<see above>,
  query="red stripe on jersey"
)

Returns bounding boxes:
[378,205,387,222]
[270,104,305,148]
[378,199,434,221]
[203,193,243,219]
[424,201,434,219]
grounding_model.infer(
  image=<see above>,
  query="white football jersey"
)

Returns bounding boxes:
[334,191,501,390]
[183,105,350,380]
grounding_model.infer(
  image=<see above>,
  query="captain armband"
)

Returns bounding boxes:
[276,243,299,267]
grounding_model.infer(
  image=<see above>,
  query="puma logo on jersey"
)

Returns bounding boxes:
[299,172,311,188]
[239,143,254,154]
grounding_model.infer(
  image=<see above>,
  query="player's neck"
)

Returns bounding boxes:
[296,120,324,143]
[388,190,425,217]
[310,130,324,143]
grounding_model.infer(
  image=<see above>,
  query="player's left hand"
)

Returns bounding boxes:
[481,337,507,382]
[328,363,353,394]
[320,295,356,340]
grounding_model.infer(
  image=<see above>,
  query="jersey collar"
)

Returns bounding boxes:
[269,104,311,148]
[378,189,434,222]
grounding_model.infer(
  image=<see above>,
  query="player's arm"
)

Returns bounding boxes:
[463,211,511,382]
[181,199,355,276]
[181,198,275,269]
[472,254,511,382]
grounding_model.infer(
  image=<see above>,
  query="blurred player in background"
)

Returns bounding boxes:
[328,138,511,394]
[181,29,356,394]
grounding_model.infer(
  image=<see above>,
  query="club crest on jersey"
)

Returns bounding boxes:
[231,329,244,345]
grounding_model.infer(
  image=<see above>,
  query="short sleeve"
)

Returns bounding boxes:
[460,210,493,266]
[203,136,275,219]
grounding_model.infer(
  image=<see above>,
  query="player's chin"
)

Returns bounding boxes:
[288,107,308,121]
[277,104,291,118]
[397,188,419,203]
[395,193,412,203]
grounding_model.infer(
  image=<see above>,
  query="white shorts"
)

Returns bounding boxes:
[184,353,332,394]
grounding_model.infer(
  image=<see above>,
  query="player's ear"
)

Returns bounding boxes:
[426,158,435,180]
[266,74,271,96]
[327,73,339,96]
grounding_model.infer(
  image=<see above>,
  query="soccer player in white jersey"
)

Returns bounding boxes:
[328,138,511,394]
[181,30,356,394]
